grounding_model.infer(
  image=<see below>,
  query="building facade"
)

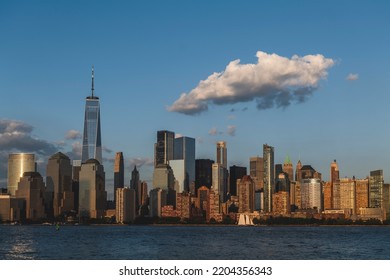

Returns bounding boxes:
[263,144,275,213]
[8,153,35,196]
[114,152,124,205]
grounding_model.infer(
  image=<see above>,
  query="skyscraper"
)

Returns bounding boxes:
[46,152,74,218]
[8,153,35,196]
[263,144,275,213]
[282,155,294,182]
[229,165,247,196]
[114,152,124,205]
[369,170,384,208]
[172,136,195,193]
[79,159,107,220]
[130,166,141,210]
[81,66,102,164]
[250,156,263,191]
[216,141,227,168]
[154,130,175,167]
[195,159,214,192]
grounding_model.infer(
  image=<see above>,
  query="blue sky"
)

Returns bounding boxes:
[1,1,390,195]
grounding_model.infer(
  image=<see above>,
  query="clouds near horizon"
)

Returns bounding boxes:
[168,50,335,115]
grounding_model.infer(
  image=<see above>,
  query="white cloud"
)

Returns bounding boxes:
[65,129,82,140]
[346,73,359,81]
[168,50,335,115]
[227,125,236,136]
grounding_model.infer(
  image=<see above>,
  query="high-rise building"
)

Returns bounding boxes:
[369,170,384,208]
[212,163,228,203]
[323,181,332,210]
[114,152,124,205]
[154,130,175,167]
[356,178,369,210]
[152,164,175,190]
[116,187,136,223]
[46,152,74,218]
[339,177,356,214]
[282,155,294,182]
[172,136,195,193]
[216,141,227,169]
[295,160,302,182]
[130,166,141,211]
[81,67,102,164]
[237,175,255,213]
[149,188,167,217]
[72,160,81,213]
[7,153,35,196]
[300,178,322,212]
[250,156,264,191]
[263,144,275,213]
[328,160,340,209]
[15,172,46,220]
[195,159,214,192]
[140,181,148,207]
[273,191,290,215]
[229,165,247,196]
[78,159,107,220]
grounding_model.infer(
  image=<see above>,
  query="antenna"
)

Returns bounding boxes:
[91,65,94,97]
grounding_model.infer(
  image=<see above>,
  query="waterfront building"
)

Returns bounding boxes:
[250,156,264,191]
[229,165,247,196]
[216,141,227,169]
[149,188,167,217]
[176,192,192,219]
[273,191,290,215]
[81,67,102,164]
[355,178,369,210]
[282,155,294,182]
[78,159,107,220]
[209,187,222,222]
[15,172,46,220]
[72,160,81,213]
[154,130,175,167]
[237,175,255,213]
[195,159,214,192]
[328,160,340,209]
[263,144,275,213]
[323,181,332,210]
[140,181,148,207]
[369,170,384,208]
[152,164,175,190]
[333,180,341,209]
[46,152,74,218]
[300,178,322,212]
[114,152,124,205]
[173,136,195,193]
[115,187,136,223]
[339,177,356,214]
[7,153,35,196]
[0,194,25,222]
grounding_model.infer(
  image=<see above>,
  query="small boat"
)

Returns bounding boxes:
[237,214,254,226]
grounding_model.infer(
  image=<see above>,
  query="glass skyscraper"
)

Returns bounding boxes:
[82,67,102,164]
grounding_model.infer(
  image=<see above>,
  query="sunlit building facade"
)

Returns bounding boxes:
[7,153,35,196]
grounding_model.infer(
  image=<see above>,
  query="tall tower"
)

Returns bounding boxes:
[171,136,195,193]
[295,160,302,182]
[46,152,74,218]
[263,144,275,213]
[81,66,102,164]
[330,160,339,183]
[114,152,124,205]
[8,153,35,196]
[130,165,141,210]
[216,141,227,169]
[154,130,175,167]
[283,155,294,182]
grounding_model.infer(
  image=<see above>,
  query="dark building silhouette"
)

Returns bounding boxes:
[154,130,175,167]
[114,152,124,205]
[229,165,247,196]
[195,159,214,193]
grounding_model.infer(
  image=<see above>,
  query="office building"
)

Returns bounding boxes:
[152,164,175,190]
[282,155,294,182]
[295,160,302,182]
[339,177,356,214]
[173,136,195,193]
[81,67,102,164]
[15,172,46,220]
[300,178,322,212]
[195,159,214,191]
[250,156,263,191]
[229,165,247,196]
[46,152,74,218]
[237,175,255,213]
[216,141,227,169]
[356,178,369,210]
[154,130,175,167]
[369,170,384,208]
[116,187,136,223]
[212,163,228,203]
[263,144,275,213]
[114,152,124,205]
[8,153,35,196]
[149,188,167,217]
[78,159,107,220]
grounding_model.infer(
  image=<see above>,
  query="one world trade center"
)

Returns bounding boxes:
[81,66,102,164]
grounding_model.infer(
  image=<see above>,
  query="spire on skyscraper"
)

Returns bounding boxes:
[91,65,95,98]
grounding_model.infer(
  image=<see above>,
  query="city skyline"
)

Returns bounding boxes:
[1,1,390,190]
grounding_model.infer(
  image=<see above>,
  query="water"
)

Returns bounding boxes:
[1,225,390,260]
